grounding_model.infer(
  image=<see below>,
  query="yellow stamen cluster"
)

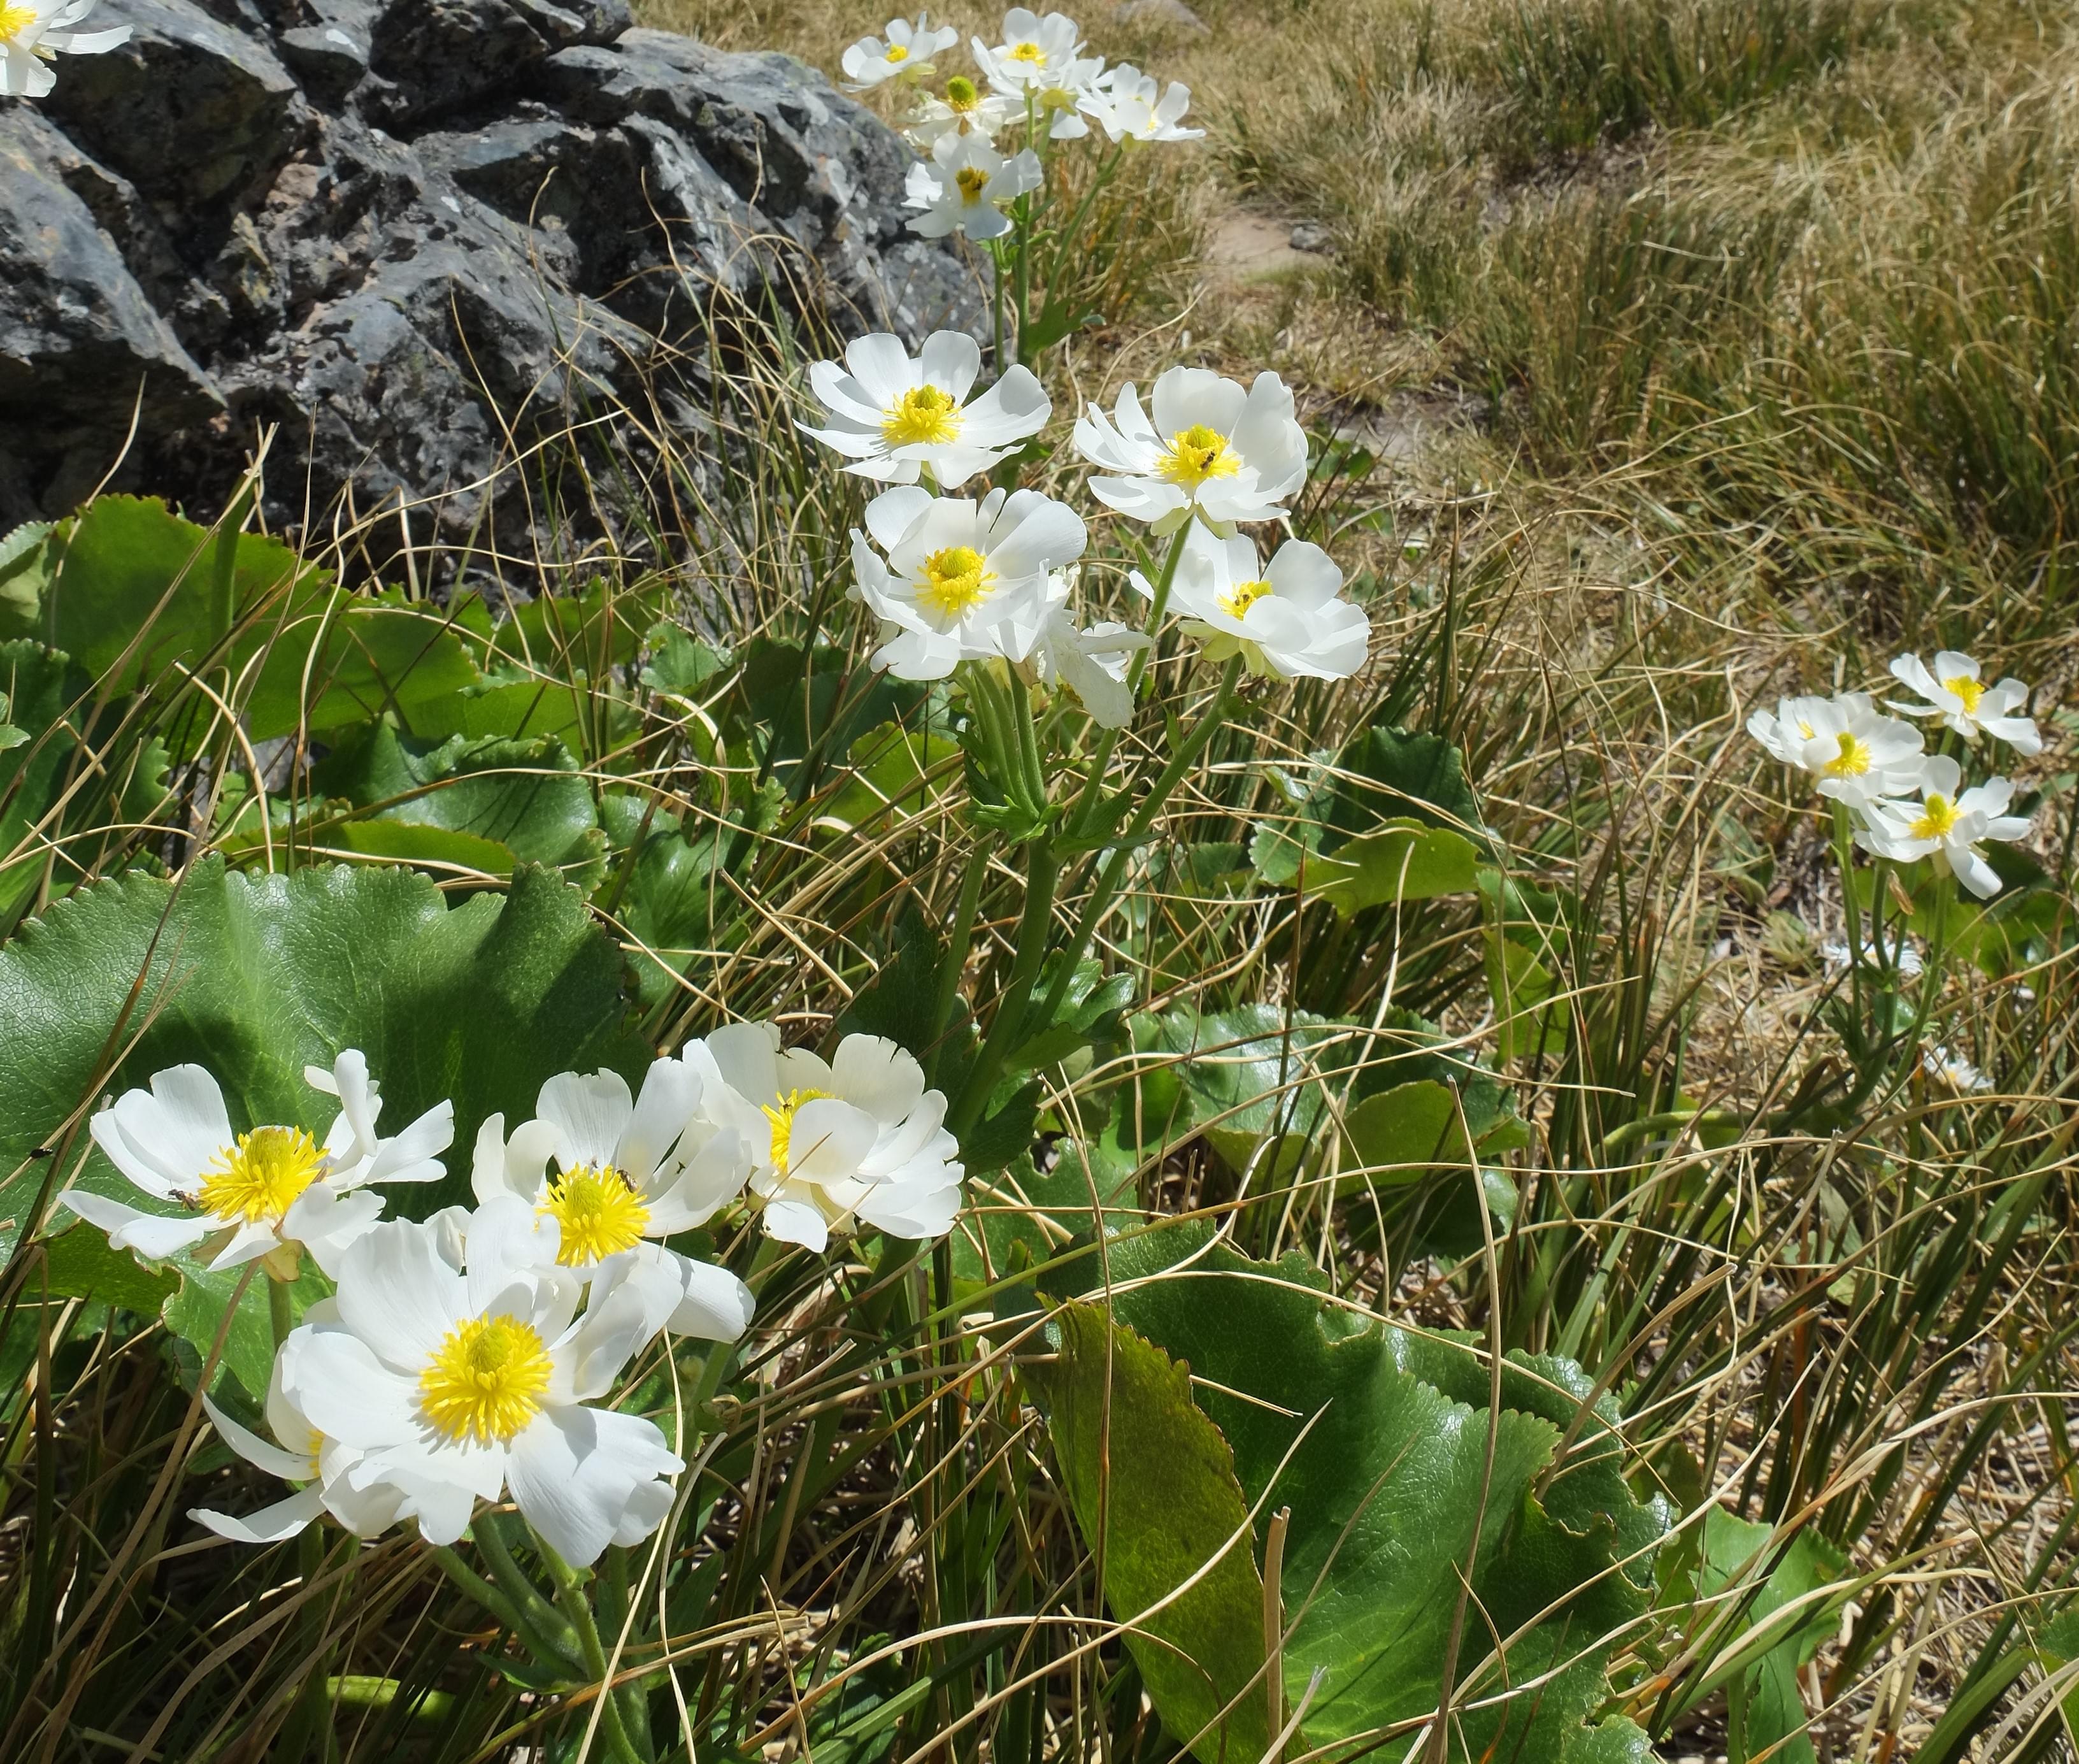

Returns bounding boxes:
[1217,579,1273,622]
[882,384,962,448]
[884,41,908,61]
[197,1126,325,1225]
[1822,731,1872,778]
[538,1163,650,1266]
[1158,424,1240,491]
[418,1315,552,1445]
[1944,674,1985,714]
[1009,41,1046,63]
[763,1087,837,1173]
[1909,795,1963,841]
[945,75,979,108]
[916,545,994,618]
[955,165,990,203]
[0,3,36,45]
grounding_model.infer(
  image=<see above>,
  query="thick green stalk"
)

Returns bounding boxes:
[926,835,995,1084]
[539,1540,653,1764]
[948,833,1061,1137]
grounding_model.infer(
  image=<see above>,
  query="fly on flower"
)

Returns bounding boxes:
[682,1024,965,1252]
[63,1052,453,1280]
[1150,525,1369,681]
[277,1201,683,1565]
[850,482,1086,680]
[1074,366,1309,535]
[0,0,131,99]
[840,11,959,89]
[799,330,1050,488]
[904,131,1042,240]
[471,1061,755,1344]
[1889,650,2041,754]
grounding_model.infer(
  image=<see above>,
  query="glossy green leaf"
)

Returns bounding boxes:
[36,1223,179,1313]
[1044,1221,1663,1760]
[1043,1302,1274,1764]
[817,721,959,832]
[1310,818,1482,914]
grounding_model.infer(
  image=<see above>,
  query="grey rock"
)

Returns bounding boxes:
[0,0,982,564]
[1108,0,1208,36]
[1289,220,1334,254]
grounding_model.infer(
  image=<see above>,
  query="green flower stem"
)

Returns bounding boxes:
[1067,520,1193,840]
[539,1538,653,1764]
[927,833,995,1086]
[948,831,1061,1138]
[989,236,1008,373]
[1830,800,1870,1035]
[1013,92,1038,363]
[1034,655,1246,1036]
[473,1517,582,1668]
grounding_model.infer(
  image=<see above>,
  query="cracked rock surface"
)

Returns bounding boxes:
[0,0,980,554]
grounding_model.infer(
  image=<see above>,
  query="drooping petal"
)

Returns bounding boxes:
[192,1484,327,1545]
[509,1406,683,1567]
[203,1392,313,1480]
[57,1191,211,1259]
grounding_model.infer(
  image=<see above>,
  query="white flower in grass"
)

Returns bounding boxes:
[1074,366,1308,536]
[1889,651,2042,755]
[683,1024,964,1253]
[1924,1045,1994,1094]
[973,8,1082,94]
[841,12,959,89]
[904,131,1041,240]
[1745,694,1835,766]
[851,483,1085,680]
[0,0,131,99]
[800,331,1050,489]
[1079,64,1202,145]
[1147,524,1369,681]
[471,1062,755,1344]
[1752,692,1928,809]
[278,1201,682,1566]
[63,1053,454,1279]
[906,73,1022,149]
[1027,566,1147,729]
[1854,755,2032,900]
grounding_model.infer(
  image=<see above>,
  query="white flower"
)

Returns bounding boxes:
[841,12,959,89]
[1148,524,1369,681]
[1822,933,1923,977]
[191,1363,416,1544]
[1750,692,1928,809]
[1079,64,1203,145]
[1745,694,1835,766]
[1889,651,2041,755]
[1924,1046,1993,1094]
[682,1025,964,1253]
[906,73,1022,149]
[470,1062,755,1345]
[278,1202,682,1566]
[63,1053,454,1279]
[800,330,1050,489]
[1074,366,1309,535]
[0,0,130,99]
[973,8,1083,93]
[850,483,1085,680]
[1854,756,2032,899]
[904,131,1041,240]
[1027,566,1147,729]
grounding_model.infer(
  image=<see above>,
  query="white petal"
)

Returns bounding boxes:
[192,1484,326,1545]
[538,1071,634,1172]
[786,1099,881,1186]
[917,329,982,400]
[509,1406,683,1568]
[333,1219,467,1372]
[58,1190,210,1259]
[703,1022,785,1108]
[283,1182,385,1278]
[203,1391,313,1480]
[620,1059,701,1187]
[668,1259,756,1342]
[281,1331,422,1449]
[762,1198,831,1252]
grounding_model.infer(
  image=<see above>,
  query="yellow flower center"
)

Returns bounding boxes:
[884,41,908,62]
[955,165,990,203]
[196,1126,326,1224]
[1009,41,1046,63]
[0,2,36,43]
[1158,425,1240,491]
[945,75,978,110]
[882,384,963,448]
[917,545,994,617]
[1943,674,1984,714]
[1908,794,1962,841]
[418,1315,553,1445]
[1218,579,1273,621]
[1822,731,1871,778]
[538,1163,650,1266]
[762,1087,836,1173]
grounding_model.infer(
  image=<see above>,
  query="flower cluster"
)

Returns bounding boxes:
[801,340,1369,707]
[1749,649,2040,899]
[840,9,1201,240]
[63,1029,963,1559]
